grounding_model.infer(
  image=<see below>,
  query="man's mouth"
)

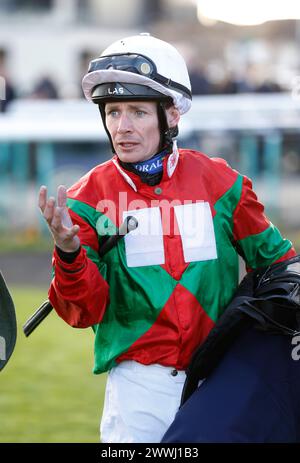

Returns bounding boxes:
[118,142,139,150]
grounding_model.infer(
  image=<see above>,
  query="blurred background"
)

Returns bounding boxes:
[0,0,299,443]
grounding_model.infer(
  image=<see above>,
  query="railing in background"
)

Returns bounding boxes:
[0,93,299,236]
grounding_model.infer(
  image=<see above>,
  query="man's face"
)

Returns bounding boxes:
[105,101,161,163]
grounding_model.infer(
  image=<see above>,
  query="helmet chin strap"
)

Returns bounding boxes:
[157,102,178,153]
[98,104,115,153]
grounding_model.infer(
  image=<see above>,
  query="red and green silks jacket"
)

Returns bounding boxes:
[48,147,296,374]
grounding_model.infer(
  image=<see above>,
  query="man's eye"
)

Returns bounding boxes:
[136,110,146,116]
[107,110,118,117]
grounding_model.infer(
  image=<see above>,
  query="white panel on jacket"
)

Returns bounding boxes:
[123,207,165,267]
[174,202,218,263]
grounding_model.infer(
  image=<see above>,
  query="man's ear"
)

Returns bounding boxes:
[166,106,180,128]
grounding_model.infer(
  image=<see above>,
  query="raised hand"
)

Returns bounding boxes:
[38,185,80,253]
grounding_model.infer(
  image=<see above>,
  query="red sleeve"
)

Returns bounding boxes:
[233,176,270,241]
[48,209,110,328]
[48,247,109,328]
[233,176,297,270]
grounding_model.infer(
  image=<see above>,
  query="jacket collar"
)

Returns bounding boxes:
[112,140,179,192]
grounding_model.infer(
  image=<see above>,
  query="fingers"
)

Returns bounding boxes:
[38,184,80,251]
[43,196,56,224]
[38,185,47,213]
[51,206,78,233]
[39,185,67,212]
[51,205,64,232]
[52,207,80,250]
[57,185,67,208]
[39,185,59,227]
[56,185,73,228]
[65,224,80,240]
[39,184,67,224]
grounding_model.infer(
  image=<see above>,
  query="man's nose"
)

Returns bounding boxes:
[117,113,133,133]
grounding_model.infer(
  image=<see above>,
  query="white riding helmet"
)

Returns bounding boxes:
[82,33,192,114]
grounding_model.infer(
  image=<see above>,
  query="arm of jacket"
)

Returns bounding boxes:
[48,207,110,328]
[232,175,297,268]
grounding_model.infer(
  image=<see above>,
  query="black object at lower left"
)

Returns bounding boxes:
[0,272,17,371]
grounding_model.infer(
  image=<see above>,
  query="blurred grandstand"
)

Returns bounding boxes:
[0,93,300,236]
